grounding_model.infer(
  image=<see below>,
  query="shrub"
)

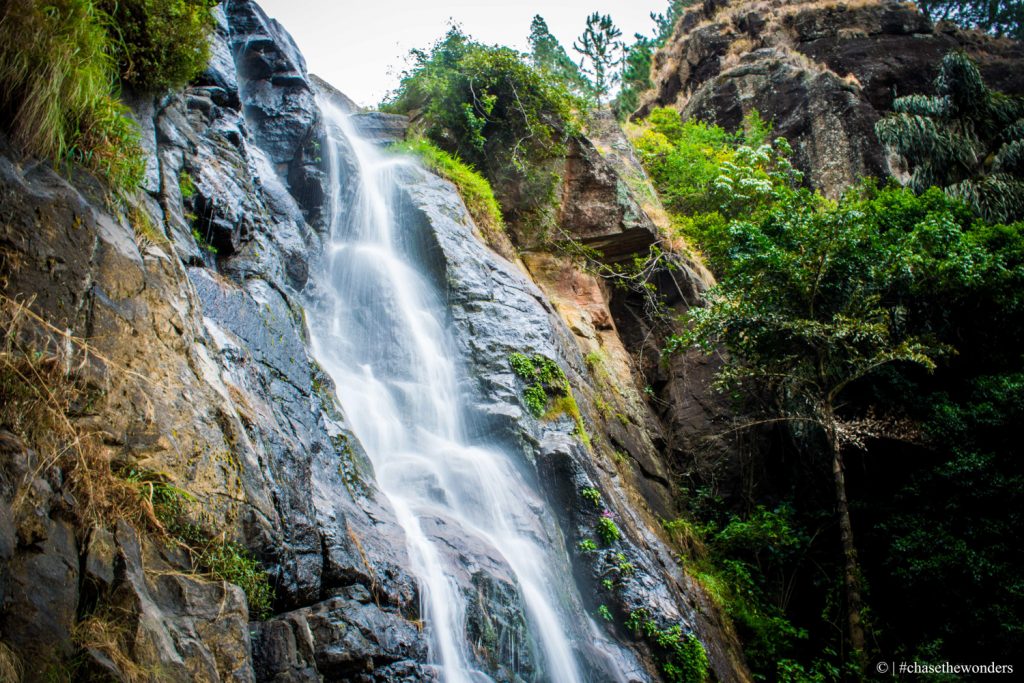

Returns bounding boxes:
[97,0,216,91]
[580,486,601,506]
[385,27,584,234]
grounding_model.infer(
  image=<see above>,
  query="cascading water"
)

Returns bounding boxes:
[307,101,611,682]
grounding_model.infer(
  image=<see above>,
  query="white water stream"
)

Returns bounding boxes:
[307,102,589,682]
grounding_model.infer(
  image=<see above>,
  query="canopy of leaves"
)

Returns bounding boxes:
[670,185,986,419]
[876,51,1024,223]
[916,0,1023,38]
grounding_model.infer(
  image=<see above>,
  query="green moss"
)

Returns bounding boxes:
[179,170,196,199]
[597,604,614,622]
[578,539,598,553]
[580,486,601,507]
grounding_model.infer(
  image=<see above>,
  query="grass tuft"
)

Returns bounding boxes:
[0,0,144,194]
[395,137,507,250]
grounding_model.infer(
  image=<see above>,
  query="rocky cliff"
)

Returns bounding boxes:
[0,1,747,681]
[640,0,1024,194]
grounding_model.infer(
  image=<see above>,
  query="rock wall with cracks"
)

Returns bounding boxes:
[0,1,747,681]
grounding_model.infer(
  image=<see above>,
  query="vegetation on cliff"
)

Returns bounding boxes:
[0,0,213,193]
[876,50,1024,223]
[634,59,1023,678]
[384,27,582,234]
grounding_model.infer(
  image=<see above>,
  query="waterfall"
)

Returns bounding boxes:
[307,101,590,683]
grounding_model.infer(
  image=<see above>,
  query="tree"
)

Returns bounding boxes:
[875,51,1024,223]
[916,1,1023,38]
[573,12,623,101]
[668,184,986,671]
[528,15,590,96]
[614,1,696,120]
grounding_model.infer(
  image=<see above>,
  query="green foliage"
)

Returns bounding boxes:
[578,538,598,553]
[385,27,582,233]
[528,15,590,96]
[508,351,590,444]
[198,540,274,619]
[597,604,614,622]
[915,1,1023,38]
[667,184,973,413]
[626,610,710,683]
[119,466,273,619]
[573,12,623,100]
[395,137,505,247]
[615,34,656,120]
[596,516,621,545]
[878,373,1024,661]
[631,108,799,266]
[192,228,217,254]
[580,486,601,506]
[0,0,145,193]
[614,1,695,119]
[876,51,1024,223]
[96,0,215,91]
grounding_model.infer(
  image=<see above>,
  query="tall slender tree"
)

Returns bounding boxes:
[573,12,623,101]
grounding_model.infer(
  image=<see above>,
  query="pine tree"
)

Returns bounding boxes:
[876,51,1024,223]
[573,12,623,101]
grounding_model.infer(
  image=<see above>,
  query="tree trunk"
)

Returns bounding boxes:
[828,421,867,673]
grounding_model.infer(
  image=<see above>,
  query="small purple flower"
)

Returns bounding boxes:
[602,509,615,519]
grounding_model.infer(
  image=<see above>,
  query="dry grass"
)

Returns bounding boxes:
[0,295,163,533]
[0,642,22,683]
[73,611,150,682]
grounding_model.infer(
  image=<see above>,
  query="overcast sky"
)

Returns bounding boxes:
[256,0,669,108]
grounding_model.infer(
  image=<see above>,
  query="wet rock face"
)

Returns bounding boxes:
[642,0,1024,194]
[0,0,422,679]
[394,166,750,682]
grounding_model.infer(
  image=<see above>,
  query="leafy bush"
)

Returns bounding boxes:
[625,610,710,683]
[97,0,216,91]
[630,108,800,268]
[385,27,583,233]
[0,0,144,192]
[395,137,505,249]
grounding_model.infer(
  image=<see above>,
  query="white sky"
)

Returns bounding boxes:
[255,0,669,108]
